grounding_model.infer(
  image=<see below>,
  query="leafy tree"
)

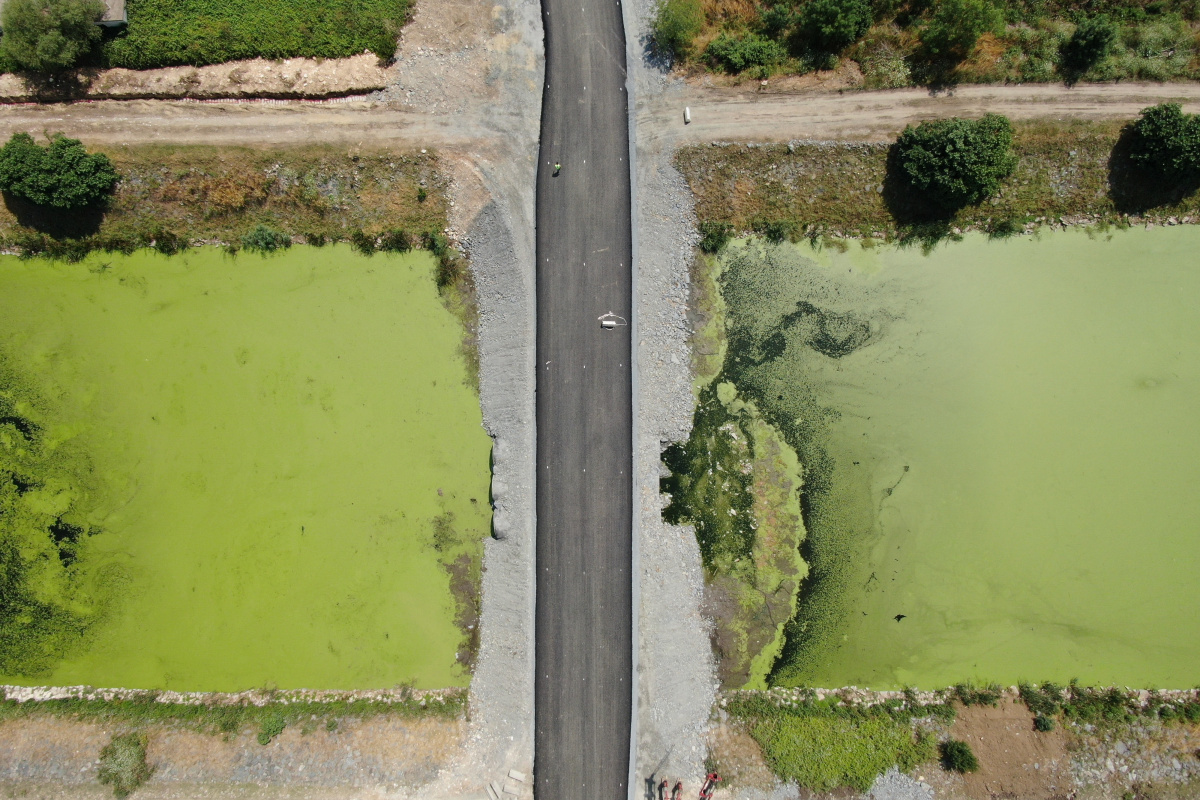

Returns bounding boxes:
[919,0,1001,61]
[705,32,787,73]
[759,3,798,39]
[940,739,979,773]
[0,133,118,209]
[1059,15,1116,74]
[1127,102,1200,180]
[652,0,705,60]
[892,114,1016,213]
[798,0,872,53]
[0,0,105,72]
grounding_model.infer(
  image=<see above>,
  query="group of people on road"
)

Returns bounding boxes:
[656,773,720,800]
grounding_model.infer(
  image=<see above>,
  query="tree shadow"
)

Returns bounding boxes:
[1107,123,1200,214]
[3,192,107,239]
[11,68,100,103]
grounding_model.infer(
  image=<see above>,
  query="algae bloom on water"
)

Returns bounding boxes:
[0,245,491,691]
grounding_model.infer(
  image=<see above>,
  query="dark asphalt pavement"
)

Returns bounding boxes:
[532,0,634,793]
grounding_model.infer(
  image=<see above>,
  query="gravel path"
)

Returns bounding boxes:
[626,0,719,795]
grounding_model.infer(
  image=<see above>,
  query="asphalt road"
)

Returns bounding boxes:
[532,0,634,793]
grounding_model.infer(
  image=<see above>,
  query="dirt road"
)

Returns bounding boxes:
[639,81,1200,143]
[2,82,1197,152]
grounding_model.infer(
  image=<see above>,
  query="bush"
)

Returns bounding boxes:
[1034,714,1055,731]
[705,32,787,73]
[0,133,118,209]
[940,739,979,773]
[798,0,872,53]
[0,0,104,72]
[240,224,292,253]
[350,229,376,255]
[1127,103,1200,181]
[97,732,153,798]
[652,0,704,59]
[892,114,1017,214]
[920,0,1002,61]
[101,0,411,69]
[1059,15,1117,74]
[698,221,734,253]
[257,711,286,745]
[378,229,411,252]
[760,3,798,39]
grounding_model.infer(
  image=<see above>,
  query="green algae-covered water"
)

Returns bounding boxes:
[716,227,1200,689]
[0,246,490,690]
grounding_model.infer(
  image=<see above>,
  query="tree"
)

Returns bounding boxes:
[0,0,105,73]
[1059,15,1116,75]
[1126,102,1200,181]
[920,0,1002,61]
[892,114,1017,214]
[0,132,118,209]
[652,0,705,60]
[797,0,872,54]
[705,32,787,73]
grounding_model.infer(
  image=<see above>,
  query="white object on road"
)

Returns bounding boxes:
[684,106,691,124]
[598,311,628,329]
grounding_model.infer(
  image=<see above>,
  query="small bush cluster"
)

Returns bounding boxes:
[240,224,292,253]
[940,739,979,773]
[705,32,787,75]
[954,682,1003,707]
[1127,102,1200,181]
[97,732,153,798]
[892,114,1017,216]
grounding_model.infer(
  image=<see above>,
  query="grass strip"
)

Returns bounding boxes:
[676,120,1200,243]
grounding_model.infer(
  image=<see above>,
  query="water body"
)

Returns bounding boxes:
[723,227,1200,689]
[0,246,490,690]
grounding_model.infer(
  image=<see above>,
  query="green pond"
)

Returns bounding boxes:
[0,246,490,691]
[716,227,1200,689]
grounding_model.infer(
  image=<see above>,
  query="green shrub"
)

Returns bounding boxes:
[101,0,410,69]
[0,133,118,209]
[760,4,798,39]
[652,0,704,59]
[151,229,188,255]
[892,114,1017,214]
[1127,103,1200,181]
[698,220,734,253]
[257,711,286,745]
[920,0,1002,60]
[350,229,376,255]
[0,0,104,72]
[378,229,411,252]
[417,186,428,202]
[97,732,153,798]
[240,224,291,253]
[1059,15,1117,74]
[954,682,1002,707]
[1018,681,1063,716]
[304,231,328,246]
[705,33,787,73]
[797,0,872,53]
[1034,713,1055,731]
[940,739,979,773]
[752,713,936,791]
[754,218,796,243]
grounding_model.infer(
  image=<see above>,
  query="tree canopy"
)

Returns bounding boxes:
[652,0,705,60]
[1127,103,1200,181]
[0,132,118,209]
[0,0,105,72]
[797,0,872,54]
[1059,15,1117,75]
[919,0,1002,61]
[892,114,1017,214]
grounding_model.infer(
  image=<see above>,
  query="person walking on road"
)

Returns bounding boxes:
[553,161,561,176]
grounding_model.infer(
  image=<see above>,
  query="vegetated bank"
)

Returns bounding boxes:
[711,683,1200,794]
[652,0,1200,88]
[677,118,1200,245]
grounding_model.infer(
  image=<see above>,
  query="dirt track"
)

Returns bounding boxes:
[2,82,1199,153]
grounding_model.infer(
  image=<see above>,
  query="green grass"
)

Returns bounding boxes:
[0,245,490,690]
[727,693,940,791]
[102,0,409,68]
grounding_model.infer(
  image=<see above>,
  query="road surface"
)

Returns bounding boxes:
[532,0,634,794]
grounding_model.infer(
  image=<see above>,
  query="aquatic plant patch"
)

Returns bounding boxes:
[0,246,490,690]
[684,228,1200,689]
